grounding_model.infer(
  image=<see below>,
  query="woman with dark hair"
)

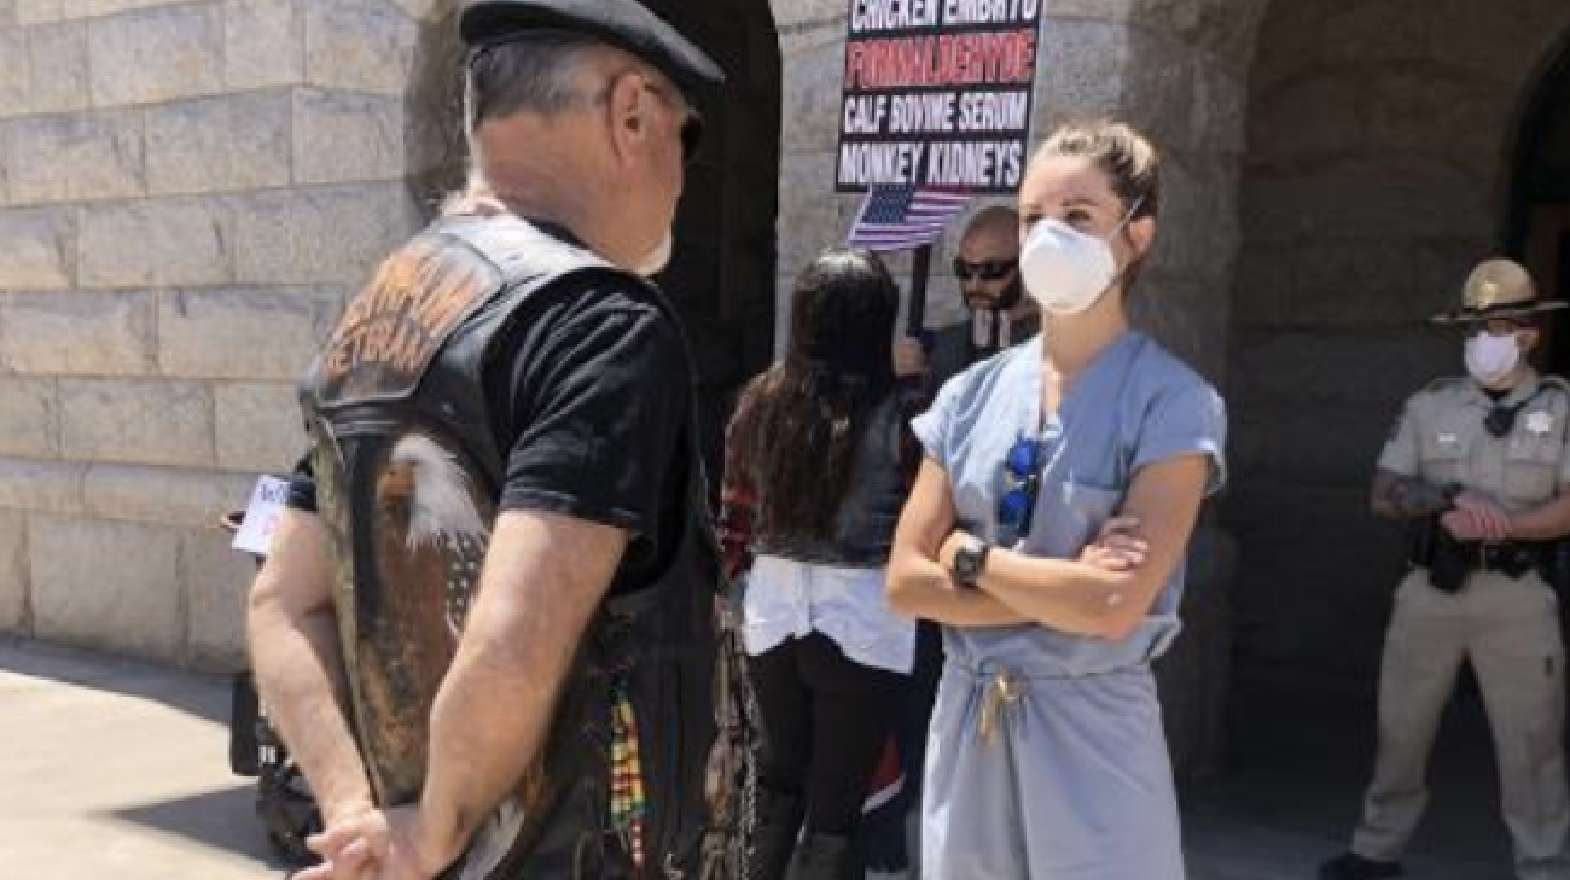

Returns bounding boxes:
[720,248,916,880]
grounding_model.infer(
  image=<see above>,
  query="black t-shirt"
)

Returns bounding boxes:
[290,247,693,597]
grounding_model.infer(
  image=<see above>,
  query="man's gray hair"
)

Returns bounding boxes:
[451,31,608,214]
[464,31,606,131]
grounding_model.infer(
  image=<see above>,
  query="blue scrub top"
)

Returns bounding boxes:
[911,330,1227,676]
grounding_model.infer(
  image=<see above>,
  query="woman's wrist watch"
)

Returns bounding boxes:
[951,536,992,588]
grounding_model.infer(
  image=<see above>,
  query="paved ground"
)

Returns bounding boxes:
[0,636,283,880]
[0,636,1521,879]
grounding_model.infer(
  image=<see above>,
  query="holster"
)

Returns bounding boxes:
[1410,515,1564,595]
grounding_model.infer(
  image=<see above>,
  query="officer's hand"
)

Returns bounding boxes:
[893,337,927,379]
[1454,491,1512,541]
[1441,509,1485,542]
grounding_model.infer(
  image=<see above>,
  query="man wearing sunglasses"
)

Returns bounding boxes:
[895,206,1040,391]
[1322,259,1570,880]
[249,3,742,879]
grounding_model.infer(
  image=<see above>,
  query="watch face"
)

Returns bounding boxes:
[955,547,981,582]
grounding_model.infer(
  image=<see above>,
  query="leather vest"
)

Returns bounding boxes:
[751,394,908,567]
[298,214,737,878]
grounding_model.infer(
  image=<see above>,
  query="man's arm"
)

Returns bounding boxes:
[247,508,375,827]
[413,509,629,867]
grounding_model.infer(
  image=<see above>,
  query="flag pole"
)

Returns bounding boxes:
[907,243,932,339]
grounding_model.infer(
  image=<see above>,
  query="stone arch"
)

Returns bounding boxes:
[1508,31,1570,375]
[1227,0,1570,686]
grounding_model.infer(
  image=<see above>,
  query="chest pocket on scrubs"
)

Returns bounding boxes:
[1504,408,1566,503]
[1029,479,1124,559]
[1419,412,1472,486]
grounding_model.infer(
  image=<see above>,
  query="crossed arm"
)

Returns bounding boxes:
[887,454,1210,640]
[250,507,629,879]
[1370,468,1570,541]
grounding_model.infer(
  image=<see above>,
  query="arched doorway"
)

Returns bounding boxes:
[404,1,782,474]
[1196,4,1570,872]
[1514,34,1570,374]
[643,0,783,472]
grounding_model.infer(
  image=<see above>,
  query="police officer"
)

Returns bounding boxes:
[1322,259,1570,880]
[248,3,742,879]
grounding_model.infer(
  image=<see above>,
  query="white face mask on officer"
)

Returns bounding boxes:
[1465,330,1522,389]
[1019,198,1144,316]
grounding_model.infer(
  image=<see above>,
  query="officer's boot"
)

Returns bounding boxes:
[747,787,804,880]
[783,831,859,880]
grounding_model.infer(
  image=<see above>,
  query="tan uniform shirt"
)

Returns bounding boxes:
[1379,371,1570,512]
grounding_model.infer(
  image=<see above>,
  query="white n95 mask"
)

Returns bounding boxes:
[1019,198,1143,316]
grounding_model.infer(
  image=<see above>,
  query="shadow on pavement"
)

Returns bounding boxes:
[0,635,234,727]
[1182,666,1512,879]
[107,783,292,874]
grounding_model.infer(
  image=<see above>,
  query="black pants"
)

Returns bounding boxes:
[748,632,905,835]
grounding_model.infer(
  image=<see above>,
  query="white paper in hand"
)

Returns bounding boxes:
[233,476,291,557]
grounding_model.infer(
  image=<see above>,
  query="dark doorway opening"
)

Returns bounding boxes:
[644,0,783,476]
[1515,33,1570,376]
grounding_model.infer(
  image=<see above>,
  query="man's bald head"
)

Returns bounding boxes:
[961,206,1020,253]
[955,205,1024,314]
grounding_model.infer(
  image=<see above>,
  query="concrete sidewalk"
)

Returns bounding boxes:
[0,635,1517,880]
[0,637,283,880]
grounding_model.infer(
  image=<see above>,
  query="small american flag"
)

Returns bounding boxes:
[846,184,971,252]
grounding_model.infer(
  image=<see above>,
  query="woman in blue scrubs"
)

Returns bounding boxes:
[888,121,1227,879]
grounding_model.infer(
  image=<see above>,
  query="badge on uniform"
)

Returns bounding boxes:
[1437,432,1459,446]
[1526,411,1555,436]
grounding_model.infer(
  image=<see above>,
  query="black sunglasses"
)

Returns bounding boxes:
[640,80,704,165]
[954,259,1018,282]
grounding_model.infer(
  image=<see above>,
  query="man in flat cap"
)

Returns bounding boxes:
[247,2,743,878]
[1321,259,1570,880]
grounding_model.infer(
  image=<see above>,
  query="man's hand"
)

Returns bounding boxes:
[1453,491,1512,541]
[1079,516,1147,572]
[298,806,450,880]
[894,337,927,379]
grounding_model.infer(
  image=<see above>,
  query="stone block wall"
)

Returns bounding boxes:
[0,0,429,670]
[1227,0,1570,682]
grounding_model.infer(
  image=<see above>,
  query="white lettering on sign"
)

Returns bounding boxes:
[954,90,1030,132]
[838,142,929,186]
[888,92,957,134]
[853,0,942,33]
[843,94,890,134]
[942,0,1026,26]
[926,140,1025,188]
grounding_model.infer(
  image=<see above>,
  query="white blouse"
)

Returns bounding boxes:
[741,553,916,675]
